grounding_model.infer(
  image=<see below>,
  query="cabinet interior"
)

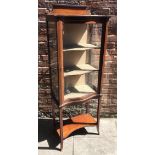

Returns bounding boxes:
[63,23,100,100]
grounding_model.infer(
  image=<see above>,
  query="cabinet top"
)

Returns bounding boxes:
[49,4,91,16]
[46,15,111,23]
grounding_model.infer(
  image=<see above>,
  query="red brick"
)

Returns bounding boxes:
[38,15,46,22]
[38,49,48,55]
[38,8,47,15]
[101,94,117,100]
[41,55,48,61]
[38,88,51,94]
[94,8,110,15]
[102,83,117,89]
[106,49,117,55]
[38,61,49,67]
[39,35,47,42]
[105,55,116,61]
[108,35,117,42]
[103,73,117,79]
[103,67,117,74]
[38,67,49,74]
[39,28,47,35]
[101,99,117,105]
[102,88,117,94]
[107,42,115,49]
[38,42,47,51]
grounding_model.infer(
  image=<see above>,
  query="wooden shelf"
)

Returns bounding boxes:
[63,44,100,52]
[64,64,97,77]
[76,64,97,70]
[57,114,96,139]
[64,70,90,76]
[64,84,96,100]
[74,84,95,93]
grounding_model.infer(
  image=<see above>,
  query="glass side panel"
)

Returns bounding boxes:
[48,22,59,102]
[87,23,102,47]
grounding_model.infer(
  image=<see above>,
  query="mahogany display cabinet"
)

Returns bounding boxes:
[46,5,110,150]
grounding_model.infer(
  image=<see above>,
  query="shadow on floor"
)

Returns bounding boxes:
[38,119,98,150]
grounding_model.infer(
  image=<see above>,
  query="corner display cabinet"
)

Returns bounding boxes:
[46,5,110,150]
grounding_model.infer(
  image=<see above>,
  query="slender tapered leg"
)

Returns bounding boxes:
[59,107,63,150]
[97,97,101,135]
[96,22,109,135]
[56,20,64,151]
[85,103,89,113]
[52,103,56,127]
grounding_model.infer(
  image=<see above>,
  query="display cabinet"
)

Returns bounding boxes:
[46,5,110,150]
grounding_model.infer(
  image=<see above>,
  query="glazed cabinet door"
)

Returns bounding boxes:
[62,22,103,106]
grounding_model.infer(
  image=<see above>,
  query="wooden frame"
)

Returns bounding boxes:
[50,4,90,16]
[47,5,110,151]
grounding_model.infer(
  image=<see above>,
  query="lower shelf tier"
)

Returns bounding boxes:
[57,114,96,139]
[64,84,97,105]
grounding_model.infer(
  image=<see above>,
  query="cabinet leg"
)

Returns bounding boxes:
[59,108,63,151]
[52,103,56,127]
[85,103,89,113]
[97,97,101,135]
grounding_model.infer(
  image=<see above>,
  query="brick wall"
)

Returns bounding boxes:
[38,0,117,118]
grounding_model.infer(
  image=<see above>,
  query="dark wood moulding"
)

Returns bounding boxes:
[49,4,90,16]
[47,15,110,23]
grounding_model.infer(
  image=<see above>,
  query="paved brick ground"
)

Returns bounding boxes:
[38,118,117,155]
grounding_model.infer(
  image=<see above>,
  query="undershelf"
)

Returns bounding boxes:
[63,44,100,52]
[64,64,97,77]
[64,84,96,100]
[57,114,96,139]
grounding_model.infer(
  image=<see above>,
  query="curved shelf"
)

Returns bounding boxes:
[62,92,98,107]
[63,44,100,52]
[63,84,97,106]
[64,64,98,77]
[64,70,91,77]
[57,114,96,139]
[65,84,95,98]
